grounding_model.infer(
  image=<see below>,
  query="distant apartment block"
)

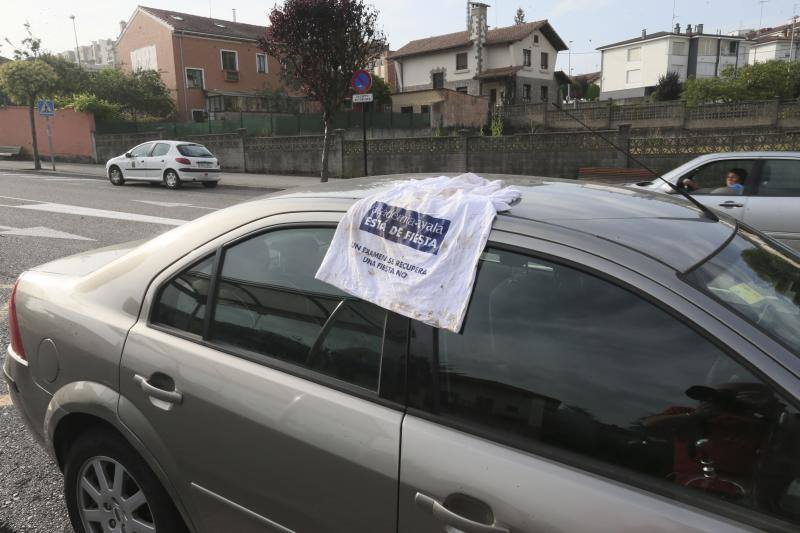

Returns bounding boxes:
[747,19,800,62]
[115,6,290,122]
[59,38,116,70]
[598,24,752,101]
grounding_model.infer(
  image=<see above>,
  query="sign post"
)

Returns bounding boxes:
[37,99,56,171]
[351,70,373,176]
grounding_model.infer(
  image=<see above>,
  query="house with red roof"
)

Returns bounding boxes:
[390,2,567,108]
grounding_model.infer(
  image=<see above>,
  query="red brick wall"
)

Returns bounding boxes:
[0,107,95,159]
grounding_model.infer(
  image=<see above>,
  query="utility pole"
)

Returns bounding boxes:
[758,0,770,30]
[567,40,573,102]
[70,15,81,68]
[791,5,799,61]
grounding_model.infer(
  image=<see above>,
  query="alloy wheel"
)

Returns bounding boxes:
[76,456,156,533]
[109,168,123,185]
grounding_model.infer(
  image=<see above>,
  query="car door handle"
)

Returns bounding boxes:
[134,373,183,404]
[414,492,510,533]
[718,202,743,208]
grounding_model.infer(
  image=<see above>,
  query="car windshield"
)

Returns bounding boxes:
[177,144,213,158]
[685,227,800,355]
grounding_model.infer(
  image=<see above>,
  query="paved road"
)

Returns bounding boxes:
[0,172,273,532]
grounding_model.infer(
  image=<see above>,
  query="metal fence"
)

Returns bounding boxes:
[96,111,431,137]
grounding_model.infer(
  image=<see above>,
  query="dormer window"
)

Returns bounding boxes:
[214,22,226,28]
[170,15,184,20]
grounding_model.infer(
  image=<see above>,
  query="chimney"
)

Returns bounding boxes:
[119,20,126,35]
[642,29,647,39]
[697,23,704,34]
[232,8,236,22]
[674,23,681,34]
[467,2,489,73]
[686,24,693,35]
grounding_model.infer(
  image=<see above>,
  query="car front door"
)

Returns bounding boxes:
[124,142,154,180]
[398,232,800,533]
[678,158,760,221]
[119,215,403,533]
[745,158,800,251]
[147,142,171,180]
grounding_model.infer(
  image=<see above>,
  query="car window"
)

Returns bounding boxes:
[130,143,154,158]
[757,159,800,196]
[210,228,386,390]
[151,143,171,157]
[684,159,756,195]
[413,247,800,526]
[684,226,800,356]
[151,256,214,336]
[177,144,214,158]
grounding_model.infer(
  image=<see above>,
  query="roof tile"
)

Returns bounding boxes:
[140,6,268,41]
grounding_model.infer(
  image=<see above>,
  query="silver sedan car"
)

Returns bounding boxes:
[5,176,800,533]
[632,152,800,251]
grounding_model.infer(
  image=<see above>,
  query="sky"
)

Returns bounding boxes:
[3,0,799,74]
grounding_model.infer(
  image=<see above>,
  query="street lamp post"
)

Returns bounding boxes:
[70,15,81,68]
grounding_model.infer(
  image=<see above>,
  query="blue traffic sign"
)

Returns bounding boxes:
[351,69,372,93]
[37,99,55,116]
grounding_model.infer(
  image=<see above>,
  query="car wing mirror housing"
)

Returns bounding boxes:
[125,152,132,158]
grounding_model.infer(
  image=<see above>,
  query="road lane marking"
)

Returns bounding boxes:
[0,194,45,204]
[0,394,12,407]
[12,203,188,226]
[0,226,94,241]
[133,200,217,210]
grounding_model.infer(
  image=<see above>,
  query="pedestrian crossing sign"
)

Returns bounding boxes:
[37,99,55,116]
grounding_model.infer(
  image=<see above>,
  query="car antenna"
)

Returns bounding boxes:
[550,102,719,222]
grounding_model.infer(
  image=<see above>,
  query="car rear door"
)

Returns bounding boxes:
[744,157,800,251]
[118,213,404,533]
[147,142,172,180]
[398,231,800,533]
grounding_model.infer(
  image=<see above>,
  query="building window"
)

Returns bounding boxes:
[456,86,468,93]
[627,47,642,61]
[533,34,539,44]
[191,109,206,122]
[523,49,531,67]
[420,105,430,113]
[729,41,738,55]
[672,41,687,56]
[432,72,444,89]
[221,49,238,71]
[185,68,204,89]
[540,85,548,101]
[626,69,641,83]
[256,53,268,73]
[540,52,549,70]
[523,84,531,101]
[400,106,413,113]
[456,52,468,70]
[698,38,716,56]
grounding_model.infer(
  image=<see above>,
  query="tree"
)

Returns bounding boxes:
[88,68,175,120]
[514,7,526,25]
[259,0,386,181]
[585,83,600,100]
[371,74,392,107]
[0,60,58,169]
[652,71,682,101]
[683,60,800,105]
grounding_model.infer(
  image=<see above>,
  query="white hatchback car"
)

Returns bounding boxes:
[106,140,221,189]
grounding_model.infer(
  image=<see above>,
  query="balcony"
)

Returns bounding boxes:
[224,70,239,82]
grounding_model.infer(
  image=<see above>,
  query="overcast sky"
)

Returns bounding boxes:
[3,0,799,74]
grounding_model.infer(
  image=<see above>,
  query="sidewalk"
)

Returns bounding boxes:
[0,161,331,190]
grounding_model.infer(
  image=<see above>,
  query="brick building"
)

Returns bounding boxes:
[116,6,289,121]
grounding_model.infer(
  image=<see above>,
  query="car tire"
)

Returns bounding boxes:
[164,170,182,190]
[108,166,125,186]
[64,428,188,533]
[201,181,219,189]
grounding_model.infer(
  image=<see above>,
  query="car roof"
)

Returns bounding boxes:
[267,174,736,272]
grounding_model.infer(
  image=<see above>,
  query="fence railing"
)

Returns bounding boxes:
[96,111,431,136]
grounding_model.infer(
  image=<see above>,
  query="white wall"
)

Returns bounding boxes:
[507,31,559,80]
[399,45,476,88]
[601,37,669,93]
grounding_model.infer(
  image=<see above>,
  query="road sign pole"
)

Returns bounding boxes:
[45,115,56,171]
[362,101,368,177]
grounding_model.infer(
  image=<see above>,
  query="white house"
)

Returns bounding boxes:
[598,23,751,101]
[750,36,800,63]
[390,2,567,106]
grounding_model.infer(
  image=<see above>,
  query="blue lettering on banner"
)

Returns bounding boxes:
[359,201,451,255]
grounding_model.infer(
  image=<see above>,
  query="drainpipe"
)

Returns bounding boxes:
[178,32,188,121]
[714,38,721,76]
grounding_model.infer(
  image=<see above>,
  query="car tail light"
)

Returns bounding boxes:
[175,157,191,165]
[8,279,26,360]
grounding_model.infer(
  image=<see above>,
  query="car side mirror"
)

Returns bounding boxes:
[125,152,132,158]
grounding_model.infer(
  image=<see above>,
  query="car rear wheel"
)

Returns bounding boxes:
[164,170,181,190]
[64,428,187,533]
[108,167,124,186]
[201,181,219,188]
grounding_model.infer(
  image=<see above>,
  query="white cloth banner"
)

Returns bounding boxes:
[315,173,521,332]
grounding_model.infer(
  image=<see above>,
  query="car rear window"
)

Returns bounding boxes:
[177,144,213,158]
[684,227,800,355]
